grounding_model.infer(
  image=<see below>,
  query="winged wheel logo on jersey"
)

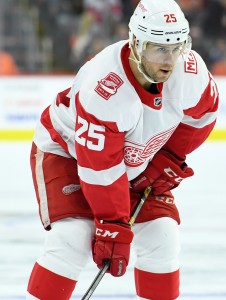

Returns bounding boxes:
[124,126,176,167]
[62,184,81,195]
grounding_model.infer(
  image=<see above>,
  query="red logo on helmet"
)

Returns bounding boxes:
[95,72,124,100]
[138,2,147,12]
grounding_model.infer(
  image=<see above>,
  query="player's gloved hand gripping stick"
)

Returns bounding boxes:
[81,186,152,300]
[130,149,194,195]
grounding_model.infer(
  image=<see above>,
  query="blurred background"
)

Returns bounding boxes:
[0,0,226,75]
[0,1,226,299]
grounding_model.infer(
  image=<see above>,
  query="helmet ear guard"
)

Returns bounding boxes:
[182,35,192,61]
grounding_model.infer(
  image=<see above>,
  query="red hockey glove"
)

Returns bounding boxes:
[92,219,134,277]
[130,149,194,195]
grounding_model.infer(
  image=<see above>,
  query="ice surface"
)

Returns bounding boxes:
[0,141,226,300]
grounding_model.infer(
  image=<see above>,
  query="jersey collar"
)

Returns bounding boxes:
[121,43,163,110]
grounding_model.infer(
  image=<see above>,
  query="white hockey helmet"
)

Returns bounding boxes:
[129,0,190,52]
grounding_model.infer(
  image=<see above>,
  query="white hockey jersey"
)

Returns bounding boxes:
[33,40,219,222]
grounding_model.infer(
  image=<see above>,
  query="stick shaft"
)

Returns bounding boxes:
[81,186,152,300]
[81,260,110,300]
[129,186,152,226]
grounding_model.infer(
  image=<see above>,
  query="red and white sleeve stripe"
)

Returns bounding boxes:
[164,73,219,159]
[75,92,130,222]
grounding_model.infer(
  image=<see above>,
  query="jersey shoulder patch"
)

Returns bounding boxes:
[94,72,124,100]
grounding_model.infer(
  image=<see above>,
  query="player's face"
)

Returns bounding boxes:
[140,42,184,82]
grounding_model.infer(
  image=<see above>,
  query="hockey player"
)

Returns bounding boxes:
[26,0,219,299]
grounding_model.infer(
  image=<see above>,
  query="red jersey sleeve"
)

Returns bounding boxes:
[75,92,130,223]
[163,73,219,160]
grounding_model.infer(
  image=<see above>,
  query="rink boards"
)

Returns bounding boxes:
[0,75,225,141]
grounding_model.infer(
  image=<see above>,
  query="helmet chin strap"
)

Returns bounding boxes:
[129,43,160,84]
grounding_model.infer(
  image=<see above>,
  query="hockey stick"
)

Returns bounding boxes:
[81,186,152,300]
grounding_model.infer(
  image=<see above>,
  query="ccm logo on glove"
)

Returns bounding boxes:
[131,149,194,195]
[92,219,134,277]
[164,167,184,183]
[96,228,119,238]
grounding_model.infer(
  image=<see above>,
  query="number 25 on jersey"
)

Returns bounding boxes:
[75,116,106,151]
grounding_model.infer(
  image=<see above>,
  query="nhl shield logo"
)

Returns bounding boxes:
[95,72,124,100]
[154,97,162,107]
